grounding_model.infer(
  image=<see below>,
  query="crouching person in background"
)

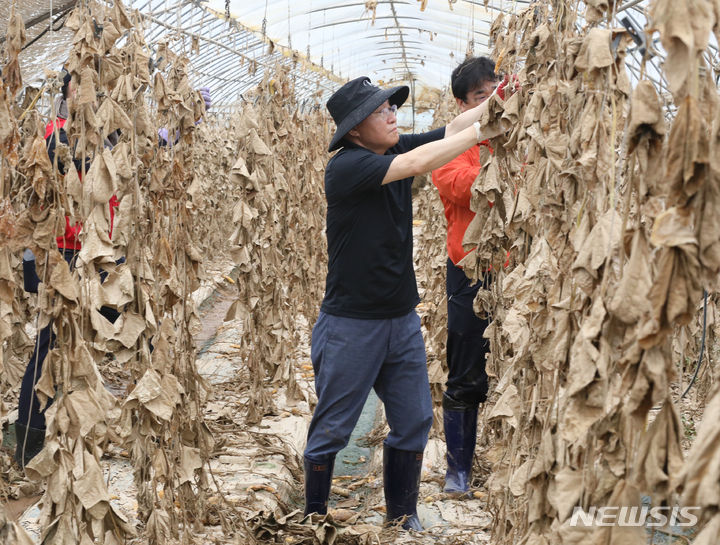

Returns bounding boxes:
[303,75,511,530]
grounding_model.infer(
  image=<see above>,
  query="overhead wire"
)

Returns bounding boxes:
[286,0,291,50]
[21,6,72,52]
[468,0,475,57]
[680,291,710,399]
[262,0,268,37]
[388,0,416,130]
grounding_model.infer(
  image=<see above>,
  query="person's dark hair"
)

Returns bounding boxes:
[451,56,498,101]
[61,68,71,99]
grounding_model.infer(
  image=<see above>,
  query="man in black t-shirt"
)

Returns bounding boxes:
[304,76,511,530]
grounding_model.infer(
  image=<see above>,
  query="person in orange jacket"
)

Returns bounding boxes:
[431,56,501,495]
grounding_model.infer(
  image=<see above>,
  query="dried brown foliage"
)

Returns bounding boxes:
[3,0,717,544]
[1,0,333,541]
[417,1,720,544]
[224,70,329,424]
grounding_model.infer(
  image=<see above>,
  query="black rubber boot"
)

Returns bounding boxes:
[22,253,40,293]
[303,455,335,516]
[14,422,45,467]
[383,445,424,531]
[443,405,478,494]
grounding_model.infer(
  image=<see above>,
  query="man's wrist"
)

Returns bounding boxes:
[473,121,481,142]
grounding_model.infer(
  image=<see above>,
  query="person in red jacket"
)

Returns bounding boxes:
[15,69,121,467]
[431,56,500,495]
[16,70,212,468]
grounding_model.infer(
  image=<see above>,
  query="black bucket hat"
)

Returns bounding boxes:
[326,76,409,152]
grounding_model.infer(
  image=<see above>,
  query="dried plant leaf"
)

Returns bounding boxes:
[680,386,720,508]
[608,230,652,324]
[650,206,697,247]
[488,384,521,427]
[574,28,614,73]
[547,466,582,522]
[49,259,79,302]
[634,403,684,495]
[651,0,714,96]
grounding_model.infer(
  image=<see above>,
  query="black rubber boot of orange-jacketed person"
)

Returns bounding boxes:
[443,404,478,495]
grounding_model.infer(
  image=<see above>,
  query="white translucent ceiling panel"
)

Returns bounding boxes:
[208,0,523,91]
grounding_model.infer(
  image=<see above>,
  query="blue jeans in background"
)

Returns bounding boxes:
[17,250,121,430]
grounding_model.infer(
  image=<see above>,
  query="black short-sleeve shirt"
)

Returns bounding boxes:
[320,127,446,319]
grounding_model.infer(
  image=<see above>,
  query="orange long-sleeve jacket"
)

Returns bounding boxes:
[431,143,487,266]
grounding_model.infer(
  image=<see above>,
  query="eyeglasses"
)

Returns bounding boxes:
[372,104,398,119]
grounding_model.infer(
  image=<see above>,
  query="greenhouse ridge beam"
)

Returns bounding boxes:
[368,28,492,40]
[310,15,425,31]
[388,0,417,130]
[307,1,413,14]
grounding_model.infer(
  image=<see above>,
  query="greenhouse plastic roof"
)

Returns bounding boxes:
[4,1,717,113]
[212,0,511,87]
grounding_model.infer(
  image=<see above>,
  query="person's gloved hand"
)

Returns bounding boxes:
[158,127,181,146]
[496,74,520,100]
[198,87,211,111]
